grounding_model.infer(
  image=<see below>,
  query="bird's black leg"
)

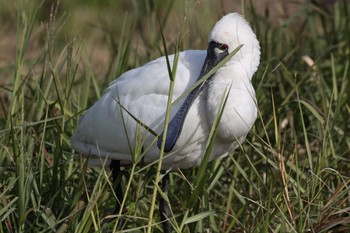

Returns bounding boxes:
[110,159,124,229]
[159,173,172,233]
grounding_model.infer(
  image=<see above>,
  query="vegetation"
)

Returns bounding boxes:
[0,0,349,232]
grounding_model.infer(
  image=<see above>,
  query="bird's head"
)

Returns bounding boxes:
[207,13,261,78]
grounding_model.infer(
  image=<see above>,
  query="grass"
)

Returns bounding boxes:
[0,0,349,232]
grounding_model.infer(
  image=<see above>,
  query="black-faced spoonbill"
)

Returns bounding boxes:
[71,12,260,232]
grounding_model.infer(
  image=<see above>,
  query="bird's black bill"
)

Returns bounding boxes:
[157,41,229,152]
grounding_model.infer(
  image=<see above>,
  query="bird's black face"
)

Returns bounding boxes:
[199,41,229,77]
[157,41,230,152]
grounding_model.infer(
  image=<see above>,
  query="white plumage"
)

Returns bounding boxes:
[71,13,260,169]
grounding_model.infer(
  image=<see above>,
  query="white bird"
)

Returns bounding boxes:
[71,12,260,232]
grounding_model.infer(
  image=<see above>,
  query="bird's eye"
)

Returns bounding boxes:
[219,44,228,51]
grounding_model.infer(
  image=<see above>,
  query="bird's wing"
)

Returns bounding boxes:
[71,50,206,164]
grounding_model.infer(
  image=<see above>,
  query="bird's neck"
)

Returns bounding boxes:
[205,65,257,141]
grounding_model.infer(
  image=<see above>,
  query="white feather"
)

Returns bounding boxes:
[71,13,260,169]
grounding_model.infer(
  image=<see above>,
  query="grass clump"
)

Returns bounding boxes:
[0,0,349,232]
